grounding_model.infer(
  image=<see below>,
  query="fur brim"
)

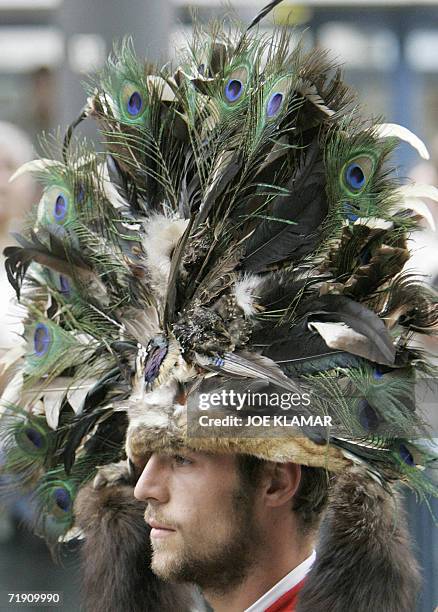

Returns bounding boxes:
[126,405,348,472]
[296,468,421,612]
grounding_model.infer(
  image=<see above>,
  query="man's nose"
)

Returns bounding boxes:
[134,453,169,503]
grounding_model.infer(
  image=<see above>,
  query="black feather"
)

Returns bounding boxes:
[246,0,286,31]
[63,368,130,473]
[242,142,327,271]
[195,154,242,227]
[106,154,142,215]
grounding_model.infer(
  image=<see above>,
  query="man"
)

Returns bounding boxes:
[134,451,321,612]
[121,437,418,612]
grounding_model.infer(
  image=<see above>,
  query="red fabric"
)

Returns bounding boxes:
[263,578,306,612]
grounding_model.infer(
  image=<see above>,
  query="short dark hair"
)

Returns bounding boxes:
[236,454,332,533]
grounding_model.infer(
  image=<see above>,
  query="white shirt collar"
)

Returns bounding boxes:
[244,550,316,612]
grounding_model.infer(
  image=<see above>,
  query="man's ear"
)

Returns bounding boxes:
[263,462,301,508]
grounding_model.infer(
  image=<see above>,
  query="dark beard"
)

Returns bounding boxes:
[152,485,263,594]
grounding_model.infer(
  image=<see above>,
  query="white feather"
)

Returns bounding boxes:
[375,123,430,160]
[59,525,85,543]
[121,307,161,344]
[298,83,335,116]
[8,158,63,183]
[97,90,118,120]
[142,214,189,300]
[0,369,24,417]
[201,149,234,207]
[391,184,438,231]
[100,162,128,209]
[396,198,435,231]
[396,183,438,203]
[354,217,393,230]
[129,409,170,431]
[308,320,381,363]
[67,381,96,414]
[40,393,65,429]
[0,345,25,374]
[233,274,263,316]
[37,379,96,429]
[146,75,176,102]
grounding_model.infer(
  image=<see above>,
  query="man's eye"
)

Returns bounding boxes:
[173,454,192,466]
[129,458,146,480]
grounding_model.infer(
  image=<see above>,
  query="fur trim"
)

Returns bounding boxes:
[296,468,420,612]
[126,409,348,472]
[74,479,198,612]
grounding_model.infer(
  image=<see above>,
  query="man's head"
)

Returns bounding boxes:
[134,450,329,594]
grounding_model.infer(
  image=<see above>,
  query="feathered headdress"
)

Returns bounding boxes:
[1,2,438,610]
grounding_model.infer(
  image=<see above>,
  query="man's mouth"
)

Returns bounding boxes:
[146,519,177,539]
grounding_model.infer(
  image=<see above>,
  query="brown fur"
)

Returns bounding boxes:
[74,481,199,612]
[296,468,421,612]
[127,418,348,472]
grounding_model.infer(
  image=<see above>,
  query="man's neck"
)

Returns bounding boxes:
[203,540,313,612]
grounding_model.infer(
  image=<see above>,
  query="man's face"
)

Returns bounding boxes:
[134,451,265,593]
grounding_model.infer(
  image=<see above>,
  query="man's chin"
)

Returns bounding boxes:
[151,550,187,582]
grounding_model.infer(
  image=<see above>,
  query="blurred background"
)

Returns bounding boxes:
[0,0,437,610]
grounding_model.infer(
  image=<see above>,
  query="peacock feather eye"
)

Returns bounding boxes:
[399,443,414,466]
[358,399,380,432]
[59,274,71,296]
[342,155,374,194]
[54,193,67,221]
[267,92,284,117]
[38,184,75,227]
[25,319,79,378]
[40,479,76,526]
[264,75,293,120]
[33,323,51,357]
[128,91,142,115]
[50,189,69,222]
[223,66,249,105]
[15,419,50,456]
[346,164,365,190]
[53,486,72,514]
[225,79,243,102]
[120,81,145,121]
[25,427,43,448]
[373,366,384,380]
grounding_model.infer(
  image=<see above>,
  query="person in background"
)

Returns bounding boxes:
[407,133,438,362]
[0,122,39,541]
[0,121,39,350]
